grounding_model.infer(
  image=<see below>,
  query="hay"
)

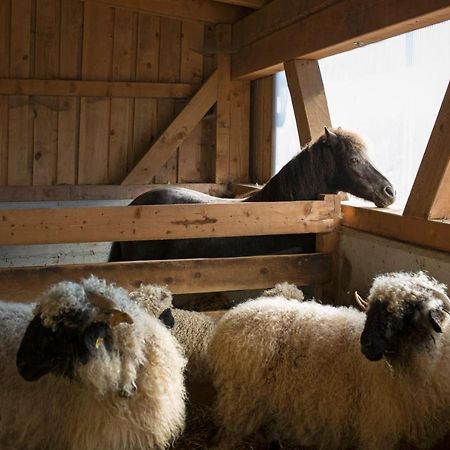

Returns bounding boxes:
[172,402,308,450]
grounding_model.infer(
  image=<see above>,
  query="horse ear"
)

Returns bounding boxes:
[324,126,338,145]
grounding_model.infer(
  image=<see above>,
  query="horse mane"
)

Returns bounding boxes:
[247,135,338,202]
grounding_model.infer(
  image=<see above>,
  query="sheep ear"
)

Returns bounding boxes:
[429,310,443,333]
[158,308,175,329]
[86,292,133,326]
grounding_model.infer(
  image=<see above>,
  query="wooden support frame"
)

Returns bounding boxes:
[0,253,331,301]
[0,197,338,246]
[0,79,198,98]
[121,70,219,185]
[342,205,450,253]
[212,0,267,8]
[284,59,331,146]
[0,184,230,202]
[403,81,450,220]
[84,0,249,24]
[232,0,450,79]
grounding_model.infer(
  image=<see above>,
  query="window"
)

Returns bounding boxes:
[274,20,450,209]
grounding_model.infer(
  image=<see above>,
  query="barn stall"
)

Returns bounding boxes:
[0,0,450,449]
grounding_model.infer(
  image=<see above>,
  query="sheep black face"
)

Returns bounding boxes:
[360,293,449,365]
[16,309,113,381]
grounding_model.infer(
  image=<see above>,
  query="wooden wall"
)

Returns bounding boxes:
[0,0,224,187]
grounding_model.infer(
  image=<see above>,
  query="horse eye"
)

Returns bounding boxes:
[351,157,359,164]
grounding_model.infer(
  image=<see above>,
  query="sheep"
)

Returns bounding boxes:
[0,276,187,450]
[129,283,304,385]
[129,284,216,384]
[208,272,450,450]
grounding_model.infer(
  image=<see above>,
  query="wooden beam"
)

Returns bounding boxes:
[342,205,450,253]
[0,198,338,245]
[250,76,274,183]
[232,0,450,80]
[0,253,331,301]
[234,0,340,49]
[84,0,249,24]
[0,78,197,98]
[403,81,450,220]
[213,0,267,9]
[0,184,230,202]
[284,59,331,146]
[122,70,219,185]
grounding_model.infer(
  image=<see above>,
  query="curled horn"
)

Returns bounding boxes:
[86,292,134,326]
[354,291,369,311]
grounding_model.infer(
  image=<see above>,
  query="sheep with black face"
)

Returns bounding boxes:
[0,276,186,450]
[208,272,450,450]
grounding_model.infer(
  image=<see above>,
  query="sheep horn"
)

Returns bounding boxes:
[87,292,134,326]
[354,291,369,311]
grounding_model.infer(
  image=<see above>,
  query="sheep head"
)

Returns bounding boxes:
[17,279,133,382]
[359,272,450,366]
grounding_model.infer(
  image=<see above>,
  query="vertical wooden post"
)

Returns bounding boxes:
[284,58,339,303]
[284,59,331,146]
[250,75,273,183]
[215,24,250,184]
[403,81,450,220]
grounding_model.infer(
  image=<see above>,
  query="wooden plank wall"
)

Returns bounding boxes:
[0,0,251,188]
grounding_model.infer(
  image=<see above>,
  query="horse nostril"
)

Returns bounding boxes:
[384,186,395,198]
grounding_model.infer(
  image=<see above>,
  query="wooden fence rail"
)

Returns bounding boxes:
[0,196,339,245]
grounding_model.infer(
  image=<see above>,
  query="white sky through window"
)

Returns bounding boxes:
[274,20,450,208]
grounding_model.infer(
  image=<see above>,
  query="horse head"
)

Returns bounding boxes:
[323,127,395,207]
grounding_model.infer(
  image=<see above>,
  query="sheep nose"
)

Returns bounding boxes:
[361,343,384,362]
[383,185,395,198]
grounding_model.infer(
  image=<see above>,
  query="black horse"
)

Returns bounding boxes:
[109,128,395,261]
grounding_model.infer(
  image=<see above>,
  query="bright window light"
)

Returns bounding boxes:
[274,20,450,209]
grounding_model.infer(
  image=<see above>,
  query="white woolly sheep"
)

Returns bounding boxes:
[0,276,186,450]
[129,283,304,385]
[129,284,216,384]
[208,273,450,450]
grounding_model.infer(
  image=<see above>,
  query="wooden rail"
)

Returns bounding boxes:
[0,253,330,301]
[0,197,338,245]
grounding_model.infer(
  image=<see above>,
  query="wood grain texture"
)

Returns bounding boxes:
[155,17,181,183]
[342,205,450,253]
[403,81,450,220]
[8,0,33,186]
[0,198,338,245]
[122,70,219,185]
[284,59,331,146]
[83,0,249,24]
[178,20,205,182]
[250,76,273,183]
[232,0,450,79]
[0,253,331,301]
[0,183,230,201]
[57,0,83,184]
[0,1,10,185]
[79,2,114,184]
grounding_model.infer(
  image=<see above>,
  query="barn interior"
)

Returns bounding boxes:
[0,0,449,448]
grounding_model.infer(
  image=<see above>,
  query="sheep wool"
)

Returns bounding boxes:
[130,284,216,383]
[208,274,450,450]
[0,276,187,450]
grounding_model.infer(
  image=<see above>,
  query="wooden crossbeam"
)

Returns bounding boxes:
[83,0,248,24]
[212,0,267,9]
[122,70,219,185]
[0,197,338,245]
[284,59,332,146]
[0,79,197,98]
[342,206,450,253]
[403,81,450,220]
[0,253,331,301]
[0,184,229,202]
[232,0,450,79]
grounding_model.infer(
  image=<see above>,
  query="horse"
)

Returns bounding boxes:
[109,127,395,261]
